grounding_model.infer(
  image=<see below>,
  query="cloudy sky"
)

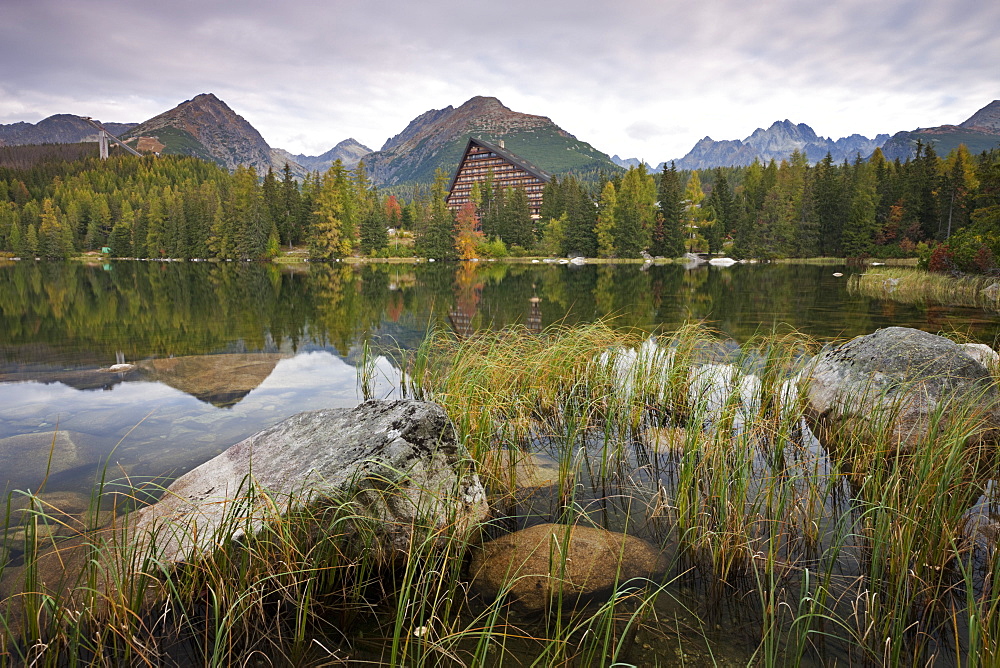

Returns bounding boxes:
[1,0,998,163]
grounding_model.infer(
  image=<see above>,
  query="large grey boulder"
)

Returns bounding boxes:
[469,523,669,611]
[802,327,1000,457]
[130,400,488,564]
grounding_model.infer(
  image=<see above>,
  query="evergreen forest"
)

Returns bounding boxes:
[0,142,998,271]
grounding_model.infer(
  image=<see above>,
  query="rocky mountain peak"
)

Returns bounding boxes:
[365,95,614,186]
[125,93,275,172]
[960,100,1000,132]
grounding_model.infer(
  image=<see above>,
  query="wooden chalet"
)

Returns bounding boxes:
[446,137,552,218]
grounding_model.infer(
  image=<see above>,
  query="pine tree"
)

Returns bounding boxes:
[682,171,707,253]
[794,168,820,257]
[614,165,656,257]
[561,176,597,257]
[940,144,979,239]
[232,167,269,259]
[704,169,734,254]
[8,217,24,256]
[25,223,39,256]
[906,141,941,240]
[145,192,168,258]
[38,198,73,259]
[108,200,134,257]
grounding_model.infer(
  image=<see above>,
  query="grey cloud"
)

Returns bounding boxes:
[0,0,997,160]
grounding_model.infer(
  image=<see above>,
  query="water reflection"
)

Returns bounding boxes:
[2,259,999,497]
[0,350,399,497]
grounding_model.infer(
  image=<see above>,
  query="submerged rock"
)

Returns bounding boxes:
[130,400,489,564]
[802,327,1000,457]
[0,431,84,490]
[469,523,669,611]
[1,401,489,621]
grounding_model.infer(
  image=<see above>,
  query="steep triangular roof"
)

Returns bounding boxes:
[447,137,552,194]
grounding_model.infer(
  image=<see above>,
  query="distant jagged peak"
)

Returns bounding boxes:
[289,137,374,172]
[331,137,373,153]
[745,119,821,146]
[673,119,887,170]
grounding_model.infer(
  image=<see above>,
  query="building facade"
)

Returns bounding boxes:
[445,137,552,218]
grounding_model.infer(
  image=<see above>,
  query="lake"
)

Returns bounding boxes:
[4,258,1000,664]
[1,259,997,502]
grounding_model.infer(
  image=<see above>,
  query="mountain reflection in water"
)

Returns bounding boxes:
[2,259,999,499]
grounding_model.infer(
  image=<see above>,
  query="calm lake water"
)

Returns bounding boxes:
[1,259,997,501]
[3,259,1000,664]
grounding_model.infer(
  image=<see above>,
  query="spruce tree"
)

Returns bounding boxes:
[360,188,389,255]
[842,160,878,257]
[654,162,686,258]
[416,170,457,260]
[505,187,534,250]
[814,153,846,255]
[561,177,597,257]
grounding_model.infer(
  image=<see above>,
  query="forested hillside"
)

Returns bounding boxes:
[0,141,997,267]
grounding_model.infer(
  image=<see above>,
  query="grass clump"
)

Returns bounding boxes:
[849,266,1000,311]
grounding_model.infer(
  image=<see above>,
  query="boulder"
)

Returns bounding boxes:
[469,523,669,611]
[962,343,1000,372]
[130,400,488,564]
[802,327,1000,457]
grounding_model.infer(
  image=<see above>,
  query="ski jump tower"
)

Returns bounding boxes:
[78,116,143,159]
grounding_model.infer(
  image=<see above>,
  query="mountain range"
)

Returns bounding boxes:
[1,95,998,184]
[666,121,891,170]
[0,114,136,147]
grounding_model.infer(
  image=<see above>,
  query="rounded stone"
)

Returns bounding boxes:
[469,522,669,611]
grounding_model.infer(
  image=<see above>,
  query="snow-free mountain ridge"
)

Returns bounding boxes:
[666,120,890,170]
[3,96,999,180]
[362,95,619,186]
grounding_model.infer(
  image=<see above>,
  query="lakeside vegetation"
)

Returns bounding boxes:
[0,142,997,265]
[2,322,1000,665]
[850,266,1000,311]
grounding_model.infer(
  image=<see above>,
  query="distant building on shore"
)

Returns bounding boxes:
[445,137,552,218]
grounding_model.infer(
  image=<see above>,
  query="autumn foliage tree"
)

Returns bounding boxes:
[454,201,483,259]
